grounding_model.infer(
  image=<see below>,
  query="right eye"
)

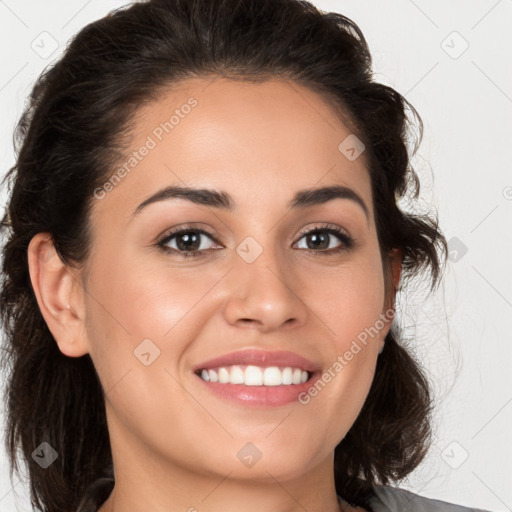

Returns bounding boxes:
[157,227,222,258]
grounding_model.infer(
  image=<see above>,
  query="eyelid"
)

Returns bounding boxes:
[295,222,351,240]
[157,222,218,241]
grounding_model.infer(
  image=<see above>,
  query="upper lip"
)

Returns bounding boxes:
[193,349,321,373]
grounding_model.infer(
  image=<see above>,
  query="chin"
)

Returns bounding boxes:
[196,438,328,483]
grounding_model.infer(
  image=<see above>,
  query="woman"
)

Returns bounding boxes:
[0,0,493,511]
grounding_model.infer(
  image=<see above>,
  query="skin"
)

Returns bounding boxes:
[27,77,401,512]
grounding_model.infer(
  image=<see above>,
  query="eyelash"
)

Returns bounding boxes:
[156,223,355,259]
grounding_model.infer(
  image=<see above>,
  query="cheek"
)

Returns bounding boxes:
[82,250,228,393]
[303,253,386,345]
[88,246,214,337]
[297,248,386,418]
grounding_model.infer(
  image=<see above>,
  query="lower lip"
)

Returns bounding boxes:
[195,373,320,407]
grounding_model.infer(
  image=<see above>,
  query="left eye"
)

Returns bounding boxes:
[295,228,350,251]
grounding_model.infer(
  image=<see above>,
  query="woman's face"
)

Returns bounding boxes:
[63,78,398,485]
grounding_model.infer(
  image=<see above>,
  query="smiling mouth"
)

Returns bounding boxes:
[195,365,311,386]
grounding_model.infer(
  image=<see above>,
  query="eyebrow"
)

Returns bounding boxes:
[132,184,369,219]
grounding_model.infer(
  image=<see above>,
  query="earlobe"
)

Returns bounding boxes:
[27,232,89,358]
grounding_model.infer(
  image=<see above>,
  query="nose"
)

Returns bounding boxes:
[222,244,308,333]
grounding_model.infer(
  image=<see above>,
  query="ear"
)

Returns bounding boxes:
[378,248,403,351]
[390,247,402,292]
[27,232,89,357]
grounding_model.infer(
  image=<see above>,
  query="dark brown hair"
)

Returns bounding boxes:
[0,0,447,510]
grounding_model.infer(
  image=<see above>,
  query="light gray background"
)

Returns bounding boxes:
[1,1,511,511]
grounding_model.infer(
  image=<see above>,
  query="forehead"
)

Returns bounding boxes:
[91,76,372,222]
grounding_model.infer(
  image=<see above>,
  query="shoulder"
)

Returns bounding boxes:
[367,485,494,512]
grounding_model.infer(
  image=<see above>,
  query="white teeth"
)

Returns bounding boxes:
[282,367,293,385]
[199,365,311,386]
[292,368,302,384]
[230,365,245,384]
[218,367,230,383]
[245,365,263,386]
[263,366,281,386]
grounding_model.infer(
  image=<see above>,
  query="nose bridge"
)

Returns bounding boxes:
[222,232,306,331]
